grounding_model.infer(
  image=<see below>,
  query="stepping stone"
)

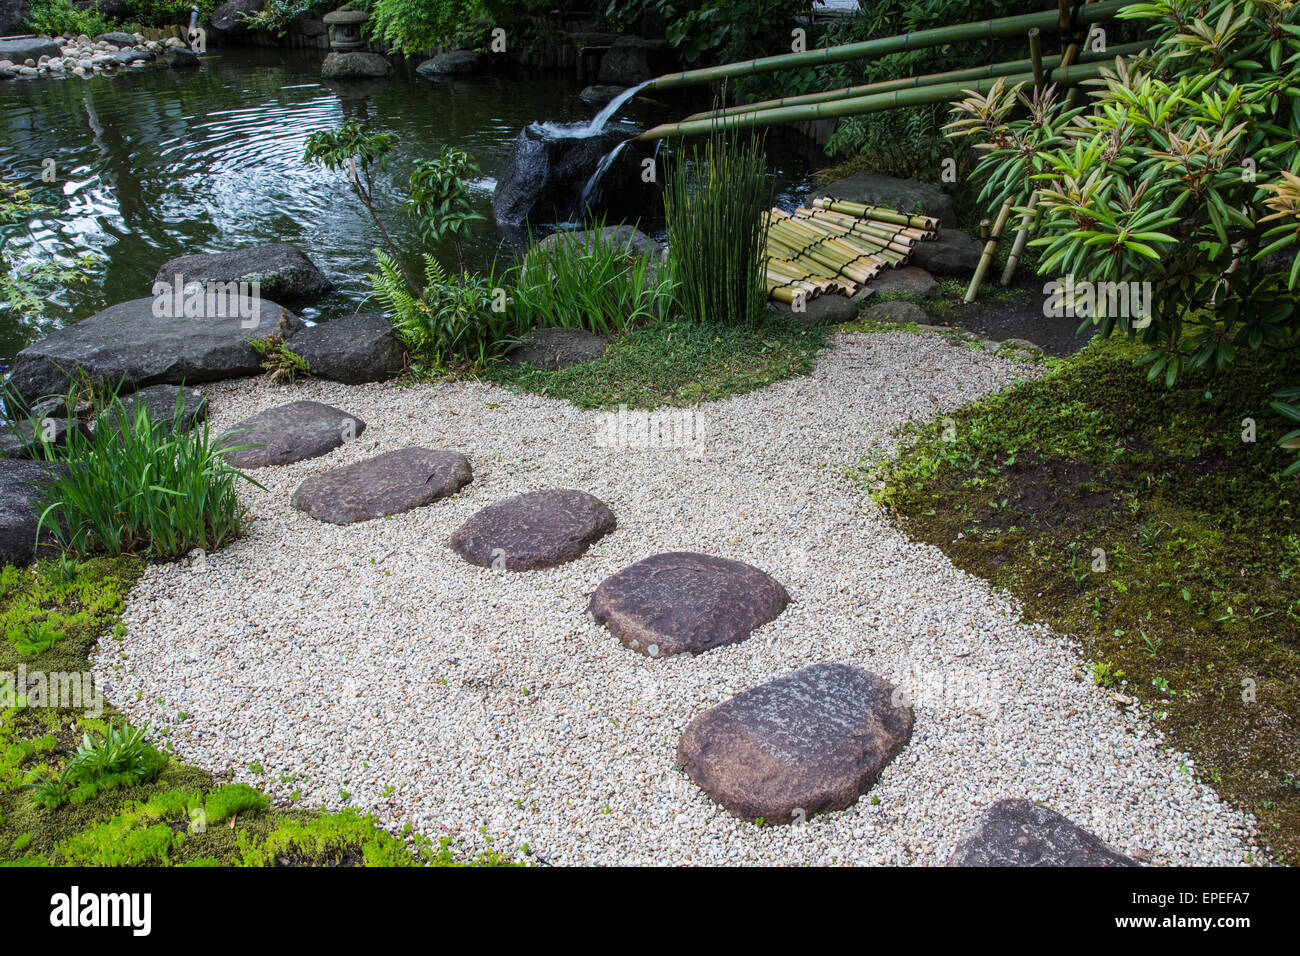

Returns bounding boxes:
[291,448,472,525]
[678,663,914,824]
[223,401,364,469]
[98,385,208,436]
[449,489,615,570]
[589,551,788,657]
[505,327,610,370]
[946,798,1138,867]
[769,292,861,326]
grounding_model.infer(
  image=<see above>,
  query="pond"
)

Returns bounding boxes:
[0,46,820,365]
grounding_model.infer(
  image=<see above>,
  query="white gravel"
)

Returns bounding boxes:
[94,330,1264,865]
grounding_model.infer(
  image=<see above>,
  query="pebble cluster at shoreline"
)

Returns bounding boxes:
[0,33,183,80]
[95,331,1265,865]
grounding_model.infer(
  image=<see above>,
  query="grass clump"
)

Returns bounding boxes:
[486,318,828,410]
[871,335,1300,863]
[204,783,269,825]
[31,389,256,560]
[664,132,772,328]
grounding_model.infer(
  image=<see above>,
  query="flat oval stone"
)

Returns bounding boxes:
[223,401,364,468]
[588,551,788,657]
[677,663,914,824]
[946,798,1138,867]
[291,448,472,525]
[449,489,615,570]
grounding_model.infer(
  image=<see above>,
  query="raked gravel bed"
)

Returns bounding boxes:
[94,331,1263,865]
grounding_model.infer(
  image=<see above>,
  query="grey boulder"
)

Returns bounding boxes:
[505,327,609,371]
[0,39,62,64]
[5,297,301,406]
[0,458,65,567]
[450,489,615,570]
[153,244,333,304]
[769,292,861,326]
[597,37,675,85]
[99,384,208,436]
[911,228,983,277]
[292,447,472,524]
[947,798,1139,867]
[285,313,405,384]
[210,0,266,34]
[868,265,940,299]
[678,663,914,824]
[416,50,480,75]
[223,400,364,469]
[321,51,391,79]
[813,171,957,230]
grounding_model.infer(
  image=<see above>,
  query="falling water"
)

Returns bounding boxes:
[535,80,650,139]
[578,140,629,210]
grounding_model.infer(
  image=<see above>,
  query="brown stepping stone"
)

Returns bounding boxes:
[291,448,472,525]
[223,401,364,468]
[946,799,1138,867]
[449,489,615,570]
[588,551,787,657]
[677,663,914,825]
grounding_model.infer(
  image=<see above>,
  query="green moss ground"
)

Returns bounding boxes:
[1,557,518,867]
[483,318,829,410]
[870,336,1300,863]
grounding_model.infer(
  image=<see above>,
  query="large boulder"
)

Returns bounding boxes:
[0,38,62,63]
[813,171,957,230]
[505,327,609,371]
[164,47,200,69]
[597,37,675,86]
[416,50,480,76]
[910,227,983,277]
[492,123,656,228]
[947,798,1138,867]
[210,0,266,36]
[321,51,391,79]
[153,244,333,304]
[0,459,65,567]
[99,384,208,436]
[678,663,914,824]
[0,1,27,36]
[579,84,627,109]
[285,312,405,384]
[5,297,301,406]
[94,32,139,46]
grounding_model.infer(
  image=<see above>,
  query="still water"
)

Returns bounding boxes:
[0,45,818,364]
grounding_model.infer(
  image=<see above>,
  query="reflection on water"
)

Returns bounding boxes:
[0,46,818,363]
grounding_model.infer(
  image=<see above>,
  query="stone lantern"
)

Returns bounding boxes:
[323,9,369,51]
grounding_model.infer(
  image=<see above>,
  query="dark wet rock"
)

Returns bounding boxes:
[492,123,655,227]
[99,384,208,436]
[528,224,667,284]
[860,300,929,325]
[153,244,332,304]
[813,171,957,230]
[947,798,1138,867]
[0,416,86,459]
[285,313,404,384]
[321,51,391,79]
[292,447,472,524]
[293,17,328,38]
[94,32,138,46]
[597,37,675,85]
[0,1,26,36]
[417,50,480,75]
[868,266,940,299]
[678,663,914,824]
[589,551,788,657]
[450,489,615,570]
[223,401,364,469]
[211,0,265,35]
[0,458,66,567]
[107,49,155,65]
[0,38,62,63]
[911,228,982,277]
[505,327,609,371]
[769,293,861,326]
[579,84,627,108]
[6,297,300,407]
[93,0,130,16]
[164,47,200,69]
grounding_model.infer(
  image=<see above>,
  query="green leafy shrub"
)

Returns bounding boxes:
[22,720,167,809]
[21,0,114,36]
[664,132,772,327]
[370,250,516,372]
[368,0,484,53]
[511,224,679,336]
[34,389,257,560]
[405,146,485,273]
[239,0,323,35]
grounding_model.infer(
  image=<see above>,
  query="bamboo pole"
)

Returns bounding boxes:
[1029,28,1045,88]
[683,41,1147,123]
[635,60,1113,142]
[966,200,1013,303]
[643,0,1130,92]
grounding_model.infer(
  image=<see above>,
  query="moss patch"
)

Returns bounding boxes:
[483,318,828,410]
[871,336,1300,863]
